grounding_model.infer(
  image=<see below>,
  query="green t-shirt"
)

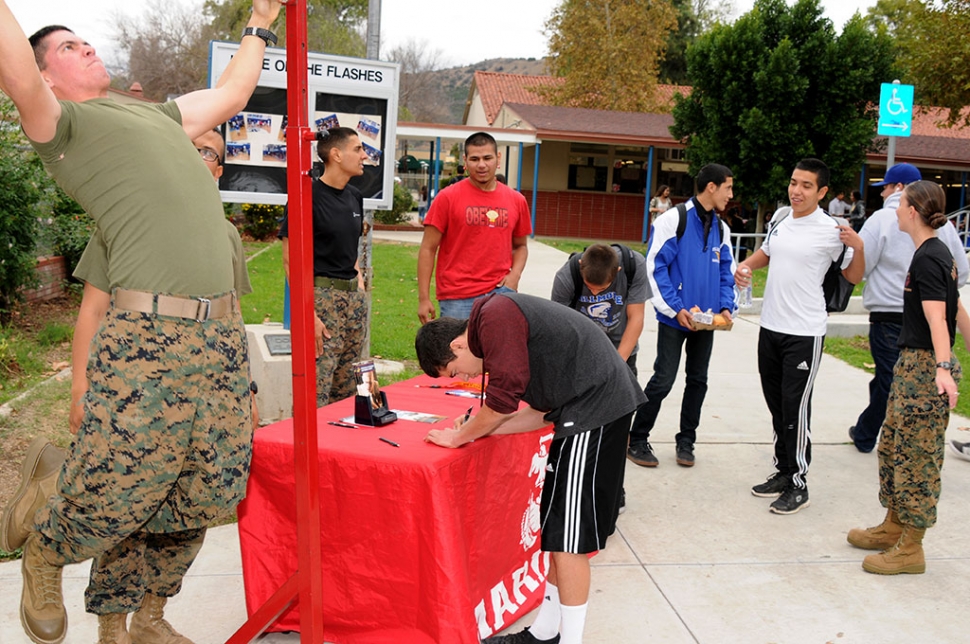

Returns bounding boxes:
[75,221,252,297]
[29,99,233,297]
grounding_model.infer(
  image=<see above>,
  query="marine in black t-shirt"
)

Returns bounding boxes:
[899,237,959,349]
[279,179,363,280]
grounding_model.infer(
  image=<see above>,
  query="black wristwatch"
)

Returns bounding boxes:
[242,26,278,46]
[936,361,953,370]
[250,381,259,395]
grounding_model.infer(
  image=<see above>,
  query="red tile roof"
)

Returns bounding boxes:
[471,71,690,125]
[504,103,678,147]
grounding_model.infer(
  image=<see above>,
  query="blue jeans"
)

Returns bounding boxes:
[438,285,515,320]
[629,322,714,447]
[852,321,901,452]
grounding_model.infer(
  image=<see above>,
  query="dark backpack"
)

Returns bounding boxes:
[568,244,638,309]
[767,208,853,313]
[674,201,722,246]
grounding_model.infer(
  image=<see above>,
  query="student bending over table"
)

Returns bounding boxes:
[415,292,645,644]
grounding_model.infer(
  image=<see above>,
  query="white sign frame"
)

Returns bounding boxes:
[209,41,400,210]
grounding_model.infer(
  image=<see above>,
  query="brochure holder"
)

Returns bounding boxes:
[352,360,397,426]
[354,392,397,426]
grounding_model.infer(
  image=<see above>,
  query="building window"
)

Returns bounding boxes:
[612,158,647,194]
[568,156,608,192]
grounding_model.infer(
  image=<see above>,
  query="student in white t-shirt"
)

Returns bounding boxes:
[734,158,865,515]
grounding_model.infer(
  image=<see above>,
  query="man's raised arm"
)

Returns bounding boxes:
[175,0,283,139]
[0,1,61,143]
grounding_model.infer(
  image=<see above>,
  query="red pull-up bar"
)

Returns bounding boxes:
[225,1,326,641]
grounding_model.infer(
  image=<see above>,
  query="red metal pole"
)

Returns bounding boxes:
[225,1,325,641]
[283,0,327,639]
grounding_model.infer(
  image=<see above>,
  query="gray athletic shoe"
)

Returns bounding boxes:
[948,440,970,462]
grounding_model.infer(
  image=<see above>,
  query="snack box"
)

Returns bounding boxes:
[691,309,733,331]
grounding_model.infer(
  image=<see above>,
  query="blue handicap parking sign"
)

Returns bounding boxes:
[877,83,914,137]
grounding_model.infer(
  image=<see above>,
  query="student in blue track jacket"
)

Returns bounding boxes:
[627,164,737,469]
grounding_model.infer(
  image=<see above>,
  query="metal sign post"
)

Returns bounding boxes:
[225,1,326,641]
[877,79,914,169]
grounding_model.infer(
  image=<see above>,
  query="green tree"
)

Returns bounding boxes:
[887,0,970,127]
[671,0,897,230]
[46,188,95,278]
[202,0,367,57]
[543,0,679,112]
[864,0,925,34]
[659,0,700,85]
[0,97,43,324]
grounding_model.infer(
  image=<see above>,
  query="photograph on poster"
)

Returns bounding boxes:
[315,113,340,131]
[227,142,251,161]
[228,114,246,141]
[247,114,273,134]
[278,114,287,142]
[312,110,383,168]
[362,142,382,166]
[263,144,287,163]
[357,117,381,140]
[226,111,287,167]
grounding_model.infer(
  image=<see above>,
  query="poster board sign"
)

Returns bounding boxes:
[209,42,400,210]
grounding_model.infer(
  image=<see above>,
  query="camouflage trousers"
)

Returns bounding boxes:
[314,286,366,407]
[878,348,962,529]
[33,300,253,614]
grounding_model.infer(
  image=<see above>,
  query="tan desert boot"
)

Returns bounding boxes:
[129,593,194,644]
[1,439,66,552]
[862,525,926,575]
[20,533,67,644]
[847,508,903,550]
[98,613,132,644]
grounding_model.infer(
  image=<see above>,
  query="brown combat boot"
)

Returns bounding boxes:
[1,439,66,552]
[129,593,194,644]
[847,509,903,550]
[20,533,67,644]
[862,525,926,575]
[98,613,132,644]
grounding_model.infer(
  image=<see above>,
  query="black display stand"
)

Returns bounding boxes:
[354,392,397,426]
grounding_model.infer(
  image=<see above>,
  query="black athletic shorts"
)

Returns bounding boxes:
[539,412,632,554]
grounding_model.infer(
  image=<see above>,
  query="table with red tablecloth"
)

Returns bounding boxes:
[237,375,553,643]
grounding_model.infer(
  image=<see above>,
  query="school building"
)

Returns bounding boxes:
[397,71,970,242]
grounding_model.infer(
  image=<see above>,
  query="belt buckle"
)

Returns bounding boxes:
[195,297,211,322]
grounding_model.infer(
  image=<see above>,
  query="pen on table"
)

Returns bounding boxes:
[462,406,473,424]
[328,420,362,429]
[379,437,400,448]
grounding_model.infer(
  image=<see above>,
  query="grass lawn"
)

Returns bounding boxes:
[238,239,430,365]
[825,334,970,418]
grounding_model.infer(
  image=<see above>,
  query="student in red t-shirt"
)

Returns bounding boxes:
[417,131,532,324]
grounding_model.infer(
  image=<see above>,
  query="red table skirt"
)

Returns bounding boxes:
[238,375,553,643]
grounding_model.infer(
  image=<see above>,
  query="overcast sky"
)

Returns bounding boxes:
[6,0,877,69]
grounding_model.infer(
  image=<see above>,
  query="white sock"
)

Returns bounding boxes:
[527,582,561,640]
[559,602,588,644]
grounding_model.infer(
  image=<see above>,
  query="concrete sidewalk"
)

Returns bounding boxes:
[3,234,970,643]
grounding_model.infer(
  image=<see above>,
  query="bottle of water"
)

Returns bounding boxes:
[737,267,753,309]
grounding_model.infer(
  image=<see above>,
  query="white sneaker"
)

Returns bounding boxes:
[948,440,970,462]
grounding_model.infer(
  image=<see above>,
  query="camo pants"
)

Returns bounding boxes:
[314,286,366,407]
[878,348,961,529]
[33,301,252,614]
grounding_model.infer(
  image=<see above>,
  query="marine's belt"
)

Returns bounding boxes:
[113,288,235,321]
